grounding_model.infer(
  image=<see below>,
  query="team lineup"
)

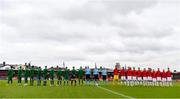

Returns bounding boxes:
[7,65,173,87]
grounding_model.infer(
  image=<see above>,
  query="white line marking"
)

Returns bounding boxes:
[98,86,135,99]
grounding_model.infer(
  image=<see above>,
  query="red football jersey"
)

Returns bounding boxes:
[113,68,119,75]
[120,69,126,76]
[156,70,161,77]
[147,70,152,77]
[162,71,166,78]
[152,71,157,78]
[142,70,147,77]
[137,70,142,77]
[127,69,132,76]
[132,70,136,76]
[166,70,171,77]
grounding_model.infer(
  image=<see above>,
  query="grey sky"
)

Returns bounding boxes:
[0,0,180,70]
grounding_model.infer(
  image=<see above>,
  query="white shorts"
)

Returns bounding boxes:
[137,77,142,81]
[148,76,152,81]
[167,77,172,81]
[152,78,156,82]
[132,76,136,81]
[121,76,126,81]
[157,77,161,81]
[162,78,167,82]
[127,76,132,81]
[143,77,147,81]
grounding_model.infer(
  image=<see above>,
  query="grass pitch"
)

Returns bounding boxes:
[0,80,180,98]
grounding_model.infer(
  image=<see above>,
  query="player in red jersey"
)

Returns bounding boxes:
[162,69,167,86]
[137,67,142,85]
[127,67,132,86]
[142,68,147,86]
[147,68,152,86]
[132,67,137,86]
[152,69,157,86]
[120,67,126,85]
[156,68,161,86]
[113,66,119,85]
[166,68,172,86]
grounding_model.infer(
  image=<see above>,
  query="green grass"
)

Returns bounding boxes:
[0,80,180,98]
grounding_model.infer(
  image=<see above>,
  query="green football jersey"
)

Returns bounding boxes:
[37,68,41,77]
[78,68,83,77]
[50,68,54,77]
[43,68,48,78]
[71,68,76,76]
[18,68,22,77]
[8,68,13,78]
[24,68,29,78]
[57,69,62,77]
[64,68,69,79]
[30,67,35,77]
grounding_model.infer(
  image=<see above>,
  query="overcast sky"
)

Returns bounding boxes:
[0,0,180,70]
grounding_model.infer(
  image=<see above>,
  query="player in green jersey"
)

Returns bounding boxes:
[7,66,13,85]
[43,66,48,86]
[24,66,29,86]
[18,66,23,86]
[71,66,77,86]
[64,67,69,85]
[49,67,54,86]
[30,66,35,86]
[57,66,62,86]
[37,67,42,86]
[78,66,84,85]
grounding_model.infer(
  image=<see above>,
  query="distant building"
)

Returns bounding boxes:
[0,62,38,70]
[0,64,4,68]
[0,65,11,70]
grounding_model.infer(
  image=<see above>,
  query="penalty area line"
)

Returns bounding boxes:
[97,86,135,99]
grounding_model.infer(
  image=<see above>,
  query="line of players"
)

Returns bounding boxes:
[113,66,172,86]
[7,65,173,87]
[7,65,109,86]
[7,65,108,86]
[7,66,85,86]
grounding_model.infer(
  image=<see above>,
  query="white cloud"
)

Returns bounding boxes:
[0,0,179,71]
